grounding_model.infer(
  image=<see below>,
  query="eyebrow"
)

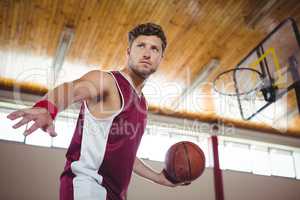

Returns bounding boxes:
[151,45,159,50]
[137,42,160,50]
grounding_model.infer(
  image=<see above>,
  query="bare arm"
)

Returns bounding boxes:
[7,70,111,136]
[44,70,110,111]
[133,157,180,187]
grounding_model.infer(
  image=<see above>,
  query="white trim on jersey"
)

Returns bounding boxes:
[70,72,125,200]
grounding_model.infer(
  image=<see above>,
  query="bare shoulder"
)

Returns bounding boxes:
[71,70,117,101]
[78,70,115,90]
[83,70,121,106]
[80,70,111,82]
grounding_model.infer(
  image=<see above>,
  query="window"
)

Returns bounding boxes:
[222,141,252,172]
[270,148,295,178]
[137,125,209,165]
[250,145,271,176]
[293,151,300,179]
[1,105,300,180]
[0,108,25,142]
[52,117,76,148]
[137,127,172,162]
[219,136,300,179]
[0,107,78,148]
[25,122,52,147]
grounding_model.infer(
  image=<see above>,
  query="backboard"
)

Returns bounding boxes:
[235,18,300,120]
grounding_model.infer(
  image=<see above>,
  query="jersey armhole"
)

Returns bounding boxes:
[107,71,125,117]
[83,71,124,121]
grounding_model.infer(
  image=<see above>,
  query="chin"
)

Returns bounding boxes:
[138,70,152,79]
[129,62,157,78]
[136,68,155,79]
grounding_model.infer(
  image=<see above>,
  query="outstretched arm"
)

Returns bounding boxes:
[7,70,111,136]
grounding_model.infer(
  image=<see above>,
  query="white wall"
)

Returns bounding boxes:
[223,170,300,200]
[0,141,300,200]
[128,160,215,200]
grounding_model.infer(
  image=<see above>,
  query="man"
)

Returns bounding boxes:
[7,23,186,200]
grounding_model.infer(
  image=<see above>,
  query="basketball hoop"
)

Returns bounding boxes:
[213,67,278,103]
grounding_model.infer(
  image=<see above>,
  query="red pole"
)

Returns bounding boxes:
[211,135,224,200]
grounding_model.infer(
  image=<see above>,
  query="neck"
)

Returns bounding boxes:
[120,67,146,95]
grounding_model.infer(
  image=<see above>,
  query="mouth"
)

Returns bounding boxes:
[140,61,151,65]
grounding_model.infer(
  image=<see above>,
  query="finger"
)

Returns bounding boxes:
[13,117,33,129]
[7,108,39,120]
[46,124,57,137]
[24,122,40,136]
[180,182,191,186]
[169,183,177,188]
[7,110,26,120]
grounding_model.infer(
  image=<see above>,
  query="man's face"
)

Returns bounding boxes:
[127,35,164,79]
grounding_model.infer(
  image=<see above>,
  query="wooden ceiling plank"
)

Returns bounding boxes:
[245,0,279,29]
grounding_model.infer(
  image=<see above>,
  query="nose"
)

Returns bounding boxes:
[142,48,151,59]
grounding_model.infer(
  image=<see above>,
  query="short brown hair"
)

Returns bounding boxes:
[128,23,167,52]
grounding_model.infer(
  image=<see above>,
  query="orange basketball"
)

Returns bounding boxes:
[163,141,205,184]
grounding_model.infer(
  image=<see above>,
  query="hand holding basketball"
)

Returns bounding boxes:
[156,170,190,187]
[163,141,205,184]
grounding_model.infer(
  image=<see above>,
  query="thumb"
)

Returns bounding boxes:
[46,123,57,137]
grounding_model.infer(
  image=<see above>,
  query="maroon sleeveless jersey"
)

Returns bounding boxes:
[60,71,148,200]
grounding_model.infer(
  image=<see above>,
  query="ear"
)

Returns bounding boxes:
[126,48,130,56]
[160,47,165,58]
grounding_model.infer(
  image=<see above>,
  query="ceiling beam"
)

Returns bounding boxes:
[49,26,75,88]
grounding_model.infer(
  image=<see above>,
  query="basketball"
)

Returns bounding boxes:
[163,141,205,184]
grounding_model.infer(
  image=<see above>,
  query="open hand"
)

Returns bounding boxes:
[7,107,57,137]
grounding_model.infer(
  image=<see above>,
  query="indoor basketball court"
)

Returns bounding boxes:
[0,1,300,200]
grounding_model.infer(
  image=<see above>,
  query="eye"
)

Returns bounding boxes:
[151,46,159,52]
[137,43,145,48]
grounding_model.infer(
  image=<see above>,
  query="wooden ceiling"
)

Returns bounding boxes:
[0,0,300,136]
